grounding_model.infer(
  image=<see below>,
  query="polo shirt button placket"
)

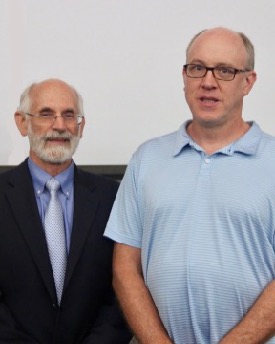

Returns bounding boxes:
[200,154,212,176]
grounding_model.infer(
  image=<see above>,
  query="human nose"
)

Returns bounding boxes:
[201,69,218,88]
[51,115,67,130]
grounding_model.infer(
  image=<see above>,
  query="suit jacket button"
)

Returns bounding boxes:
[52,303,57,309]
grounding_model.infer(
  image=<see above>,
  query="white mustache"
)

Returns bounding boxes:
[44,131,72,140]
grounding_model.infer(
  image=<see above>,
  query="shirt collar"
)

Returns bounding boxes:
[173,120,195,156]
[173,121,262,157]
[28,158,74,199]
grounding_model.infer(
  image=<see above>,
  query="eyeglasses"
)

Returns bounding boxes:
[183,64,250,81]
[25,112,84,125]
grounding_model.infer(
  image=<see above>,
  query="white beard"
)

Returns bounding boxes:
[27,124,80,164]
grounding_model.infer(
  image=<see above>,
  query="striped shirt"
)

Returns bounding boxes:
[104,121,275,344]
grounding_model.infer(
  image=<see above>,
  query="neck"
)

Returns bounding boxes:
[187,120,250,155]
[29,153,72,176]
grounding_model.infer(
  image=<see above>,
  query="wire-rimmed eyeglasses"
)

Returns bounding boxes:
[25,112,84,125]
[183,64,250,81]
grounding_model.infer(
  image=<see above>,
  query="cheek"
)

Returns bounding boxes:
[184,83,196,101]
[184,78,199,92]
[29,123,45,135]
[228,84,244,100]
[65,125,81,139]
[28,122,52,140]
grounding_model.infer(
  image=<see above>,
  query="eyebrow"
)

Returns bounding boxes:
[62,108,76,114]
[188,59,236,68]
[38,107,54,113]
[37,107,76,114]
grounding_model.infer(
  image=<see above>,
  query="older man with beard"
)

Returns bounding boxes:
[0,79,132,344]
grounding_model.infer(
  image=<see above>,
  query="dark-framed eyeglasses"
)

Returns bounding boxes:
[183,64,250,81]
[25,112,84,125]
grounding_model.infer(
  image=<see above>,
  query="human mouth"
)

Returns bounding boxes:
[46,137,70,142]
[45,133,71,145]
[200,96,219,104]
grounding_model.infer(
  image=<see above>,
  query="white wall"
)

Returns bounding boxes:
[1,0,275,165]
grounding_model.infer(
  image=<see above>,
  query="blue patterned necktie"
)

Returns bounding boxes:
[44,178,67,305]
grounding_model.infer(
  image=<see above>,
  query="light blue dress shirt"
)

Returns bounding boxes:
[104,121,275,344]
[28,158,74,253]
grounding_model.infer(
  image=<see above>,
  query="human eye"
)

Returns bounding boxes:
[216,66,234,75]
[185,64,206,78]
[62,111,76,121]
[190,64,204,72]
[39,111,54,118]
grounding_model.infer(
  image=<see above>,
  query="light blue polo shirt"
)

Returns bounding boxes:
[104,121,275,344]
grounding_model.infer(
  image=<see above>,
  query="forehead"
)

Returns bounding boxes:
[30,81,78,112]
[187,29,247,66]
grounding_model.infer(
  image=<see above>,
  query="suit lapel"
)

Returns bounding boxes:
[6,161,56,300]
[6,163,100,298]
[64,167,99,288]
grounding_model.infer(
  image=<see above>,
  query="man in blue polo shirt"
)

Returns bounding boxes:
[104,27,275,343]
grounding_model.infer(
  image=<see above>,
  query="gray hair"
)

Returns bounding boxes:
[18,79,84,115]
[185,28,255,70]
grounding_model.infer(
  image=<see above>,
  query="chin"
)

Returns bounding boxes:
[34,146,77,165]
[41,156,72,165]
[195,114,225,128]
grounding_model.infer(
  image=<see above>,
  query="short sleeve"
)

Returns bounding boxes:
[104,152,143,248]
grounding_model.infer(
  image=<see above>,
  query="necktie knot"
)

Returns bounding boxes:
[46,178,60,192]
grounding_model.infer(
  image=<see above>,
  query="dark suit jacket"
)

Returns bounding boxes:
[0,160,131,344]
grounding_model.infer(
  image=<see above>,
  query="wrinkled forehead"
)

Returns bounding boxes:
[30,81,78,113]
[187,29,247,66]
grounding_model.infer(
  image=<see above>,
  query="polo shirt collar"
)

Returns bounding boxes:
[173,120,262,157]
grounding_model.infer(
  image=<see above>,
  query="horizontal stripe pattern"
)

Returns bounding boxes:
[105,122,275,344]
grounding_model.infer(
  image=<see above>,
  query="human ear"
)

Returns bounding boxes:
[14,111,28,137]
[78,116,85,138]
[243,71,257,96]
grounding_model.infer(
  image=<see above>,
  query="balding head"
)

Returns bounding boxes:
[18,78,84,116]
[186,27,255,70]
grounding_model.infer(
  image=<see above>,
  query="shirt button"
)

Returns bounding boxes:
[204,158,211,164]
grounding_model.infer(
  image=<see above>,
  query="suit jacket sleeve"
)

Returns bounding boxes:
[0,164,40,343]
[0,293,38,343]
[82,288,132,344]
